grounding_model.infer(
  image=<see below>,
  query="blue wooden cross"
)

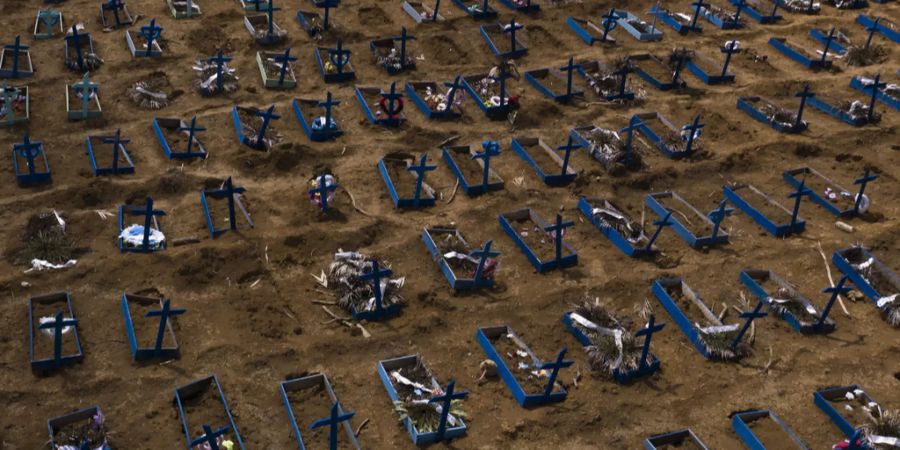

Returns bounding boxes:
[127,197,166,250]
[189,424,230,450]
[265,0,282,38]
[14,134,44,176]
[139,19,163,57]
[817,275,850,329]
[731,0,745,26]
[1,81,20,124]
[720,40,740,77]
[846,429,867,450]
[819,27,836,65]
[184,0,195,18]
[252,105,281,150]
[39,10,62,31]
[328,40,351,74]
[443,75,463,110]
[39,311,78,367]
[647,2,660,34]
[613,63,632,99]
[689,0,709,30]
[682,115,704,154]
[310,402,355,450]
[794,84,814,129]
[3,36,29,78]
[393,27,416,72]
[212,177,246,231]
[317,91,340,132]
[787,179,811,230]
[360,260,392,314]
[380,82,403,118]
[272,48,297,86]
[853,168,878,215]
[244,0,264,11]
[671,49,688,85]
[635,314,665,371]
[103,0,129,27]
[432,0,441,22]
[768,0,779,17]
[544,214,574,264]
[557,135,581,176]
[865,17,881,49]
[65,25,88,71]
[707,199,733,240]
[644,211,673,252]
[72,72,98,119]
[429,379,468,441]
[601,9,618,42]
[503,19,524,55]
[177,116,206,157]
[731,299,766,351]
[620,115,641,160]
[207,51,233,94]
[493,64,513,108]
[558,57,579,99]
[309,174,339,213]
[314,0,339,30]
[146,299,185,356]
[863,74,885,124]
[408,153,437,207]
[469,240,499,285]
[539,347,573,398]
[472,140,501,188]
[102,129,129,174]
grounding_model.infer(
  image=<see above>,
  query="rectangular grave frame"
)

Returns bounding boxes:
[574,60,636,101]
[806,93,874,126]
[577,196,653,258]
[650,6,702,34]
[630,53,686,91]
[614,10,663,41]
[120,293,179,359]
[125,29,163,58]
[849,76,899,111]
[808,28,847,55]
[480,23,529,60]
[315,46,356,83]
[644,429,710,450]
[174,375,246,450]
[442,144,505,196]
[695,3,745,29]
[86,133,135,176]
[499,0,539,12]
[99,2,134,28]
[736,96,805,133]
[65,83,102,121]
[12,137,50,186]
[645,191,729,248]
[292,97,344,141]
[1,84,30,127]
[523,67,585,103]
[47,406,110,450]
[377,153,437,208]
[783,167,859,218]
[355,86,406,127]
[403,1,446,23]
[768,37,833,70]
[731,410,809,450]
[774,0,821,13]
[477,325,568,407]
[117,204,164,252]
[200,182,254,239]
[244,13,287,46]
[152,117,209,160]
[280,373,361,450]
[296,10,332,38]
[231,105,277,151]
[404,81,463,119]
[832,247,900,306]
[510,137,577,186]
[562,310,661,383]
[566,17,616,46]
[498,208,577,273]
[370,38,416,75]
[739,269,834,333]
[377,355,468,445]
[239,0,270,11]
[814,384,879,438]
[724,184,805,237]
[422,227,495,290]
[29,292,84,371]
[34,10,65,40]
[64,30,96,71]
[857,15,900,43]
[0,45,35,79]
[686,50,735,85]
[256,51,297,89]
[633,112,695,159]
[461,72,518,119]
[731,0,782,23]
[452,0,498,19]
[167,0,202,19]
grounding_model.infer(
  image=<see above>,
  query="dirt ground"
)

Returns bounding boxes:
[0,0,898,448]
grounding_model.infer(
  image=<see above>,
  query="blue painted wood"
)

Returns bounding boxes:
[377,153,436,209]
[0,37,34,78]
[644,429,709,449]
[12,134,51,186]
[498,0,538,12]
[292,97,344,141]
[739,269,835,334]
[561,311,662,383]
[175,375,246,449]
[510,137,577,186]
[645,192,729,248]
[29,292,84,372]
[782,167,866,218]
[452,0,497,19]
[574,60,635,101]
[422,228,497,290]
[355,85,406,127]
[653,278,725,360]
[832,247,900,310]
[849,76,899,112]
[857,15,900,43]
[370,32,416,75]
[480,22,528,59]
[476,325,569,407]
[442,144,504,196]
[736,96,807,133]
[612,10,663,41]
[153,117,208,159]
[403,1,445,22]
[498,208,577,272]
[85,132,135,176]
[686,51,735,85]
[731,0,781,23]
[117,202,165,253]
[244,8,287,46]
[34,10,65,40]
[768,37,833,70]
[694,3,744,29]
[377,355,468,444]
[124,27,163,58]
[64,26,97,71]
[404,81,463,119]
[809,28,847,54]
[47,406,111,450]
[315,45,355,83]
[578,196,666,257]
[732,410,809,450]
[632,112,698,159]
[814,385,878,438]
[280,373,361,450]
[806,95,873,126]
[200,177,253,239]
[461,73,519,119]
[524,67,584,103]
[649,5,702,33]
[120,293,180,360]
[631,54,687,91]
[566,17,616,45]
[723,184,805,237]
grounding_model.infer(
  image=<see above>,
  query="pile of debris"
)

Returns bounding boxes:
[779,0,821,13]
[590,202,645,244]
[390,358,467,434]
[850,254,900,327]
[193,59,239,96]
[127,79,170,110]
[569,298,642,378]
[422,85,463,112]
[321,250,405,314]
[581,126,641,171]
[375,47,415,72]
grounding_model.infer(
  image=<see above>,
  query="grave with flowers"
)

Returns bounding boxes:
[574,59,637,102]
[257,48,297,89]
[453,0,498,19]
[195,51,240,96]
[570,118,643,174]
[317,250,406,321]
[316,41,355,83]
[461,66,520,119]
[293,92,344,141]
[849,73,899,111]
[813,384,892,444]
[355,83,407,127]
[64,25,102,72]
[117,198,165,252]
[737,84,814,133]
[370,28,417,74]
[48,406,111,450]
[694,1,746,29]
[244,0,287,45]
[405,76,464,119]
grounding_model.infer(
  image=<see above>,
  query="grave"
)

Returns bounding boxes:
[731,0,781,23]
[120,294,183,360]
[736,90,811,133]
[403,0,446,22]
[510,136,578,186]
[168,0,201,18]
[244,0,287,46]
[808,28,848,55]
[452,0,498,19]
[524,57,584,103]
[653,277,764,361]
[422,228,499,289]
[239,0,270,12]
[316,41,355,83]
[370,28,416,74]
[377,152,437,208]
[685,42,739,84]
[823,0,867,8]
[308,174,339,214]
[644,429,710,449]
[856,15,900,43]
[377,355,468,444]
[47,406,110,449]
[34,9,65,40]
[566,9,619,45]
[153,116,209,159]
[0,36,34,79]
[723,183,807,237]
[196,51,239,96]
[320,252,406,321]
[86,129,135,176]
[355,83,406,127]
[731,410,809,449]
[775,0,820,13]
[814,385,884,439]
[293,92,344,141]
[499,0,539,12]
[200,177,254,239]
[0,82,29,127]
[125,19,164,58]
[832,246,900,327]
[806,86,881,126]
[117,197,165,252]
[632,112,703,159]
[481,20,528,60]
[280,373,361,450]
[442,141,505,196]
[461,69,519,119]
[297,10,337,39]
[575,59,636,102]
[849,74,899,112]
[477,325,572,407]
[782,167,875,218]
[645,192,729,248]
[29,292,83,372]
[100,0,134,29]
[66,73,101,121]
[694,2,745,29]
[174,375,246,449]
[12,134,51,186]
[578,196,672,257]
[232,104,281,150]
[649,2,705,34]
[405,77,464,119]
[740,269,836,333]
[768,36,834,70]
[499,210,577,272]
[311,0,340,33]
[613,9,663,41]
[257,48,297,89]
[64,25,102,72]
[630,52,688,91]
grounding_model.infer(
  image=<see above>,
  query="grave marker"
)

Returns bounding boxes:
[310,402,355,450]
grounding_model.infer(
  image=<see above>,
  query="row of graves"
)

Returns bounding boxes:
[6,0,897,449]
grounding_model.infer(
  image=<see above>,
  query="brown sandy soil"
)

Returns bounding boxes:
[0,0,899,449]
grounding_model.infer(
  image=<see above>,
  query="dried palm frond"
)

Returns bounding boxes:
[393,399,468,433]
[844,44,888,67]
[324,251,406,314]
[862,407,900,449]
[127,81,169,109]
[572,299,643,377]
